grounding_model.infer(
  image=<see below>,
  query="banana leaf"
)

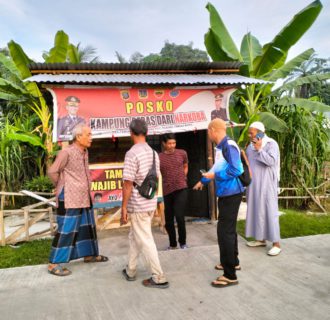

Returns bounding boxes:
[253,0,322,77]
[0,92,26,101]
[276,73,330,93]
[237,114,260,146]
[0,52,22,82]
[240,32,262,74]
[6,132,46,149]
[67,44,80,63]
[45,30,69,63]
[204,30,229,61]
[276,97,330,113]
[7,40,33,79]
[259,111,288,132]
[267,49,315,81]
[0,78,29,96]
[204,2,241,61]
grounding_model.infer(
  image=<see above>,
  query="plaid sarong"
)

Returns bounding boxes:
[49,200,99,264]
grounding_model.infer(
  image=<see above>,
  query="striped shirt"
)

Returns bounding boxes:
[159,149,188,196]
[123,143,160,213]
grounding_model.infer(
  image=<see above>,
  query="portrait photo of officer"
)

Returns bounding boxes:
[57,96,86,141]
[210,93,229,121]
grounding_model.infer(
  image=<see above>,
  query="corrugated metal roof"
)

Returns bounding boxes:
[24,73,269,85]
[29,61,242,73]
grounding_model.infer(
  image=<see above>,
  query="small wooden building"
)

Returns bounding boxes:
[26,61,266,226]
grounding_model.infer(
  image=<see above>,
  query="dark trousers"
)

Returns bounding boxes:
[164,188,188,247]
[217,193,243,280]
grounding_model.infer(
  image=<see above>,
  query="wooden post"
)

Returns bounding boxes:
[24,209,30,241]
[292,170,327,213]
[207,134,216,221]
[0,194,5,246]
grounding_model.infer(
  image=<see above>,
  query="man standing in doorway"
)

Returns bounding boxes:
[121,119,169,289]
[159,133,189,250]
[245,121,281,256]
[48,124,108,276]
[194,119,244,288]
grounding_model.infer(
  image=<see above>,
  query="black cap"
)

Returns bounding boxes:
[65,96,81,103]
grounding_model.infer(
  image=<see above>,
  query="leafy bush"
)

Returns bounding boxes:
[23,176,54,193]
[269,105,329,208]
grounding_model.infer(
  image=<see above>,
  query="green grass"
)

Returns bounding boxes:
[1,210,330,269]
[0,239,52,269]
[237,209,330,239]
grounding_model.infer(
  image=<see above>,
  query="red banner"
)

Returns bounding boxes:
[49,87,236,141]
[90,165,123,207]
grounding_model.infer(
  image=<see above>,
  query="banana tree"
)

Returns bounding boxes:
[43,32,100,63]
[0,43,54,168]
[1,30,99,176]
[3,30,82,168]
[0,120,24,192]
[204,0,330,143]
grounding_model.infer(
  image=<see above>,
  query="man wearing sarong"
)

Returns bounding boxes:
[47,124,108,276]
[245,121,281,256]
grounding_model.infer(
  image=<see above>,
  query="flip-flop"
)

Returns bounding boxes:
[84,255,109,263]
[122,269,136,281]
[214,264,241,271]
[142,278,169,289]
[48,265,72,277]
[211,276,238,288]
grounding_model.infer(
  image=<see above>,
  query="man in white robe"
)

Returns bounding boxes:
[245,122,281,256]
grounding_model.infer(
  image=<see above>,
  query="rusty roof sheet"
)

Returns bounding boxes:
[29,61,242,73]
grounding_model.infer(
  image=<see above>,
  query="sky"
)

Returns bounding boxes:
[0,0,329,63]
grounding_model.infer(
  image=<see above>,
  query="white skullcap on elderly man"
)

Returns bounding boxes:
[249,121,265,132]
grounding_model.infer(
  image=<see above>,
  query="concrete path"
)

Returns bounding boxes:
[0,224,329,320]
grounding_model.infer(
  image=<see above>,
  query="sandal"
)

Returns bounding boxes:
[211,276,238,288]
[84,255,109,263]
[214,264,241,271]
[48,265,72,277]
[122,269,136,281]
[142,278,169,289]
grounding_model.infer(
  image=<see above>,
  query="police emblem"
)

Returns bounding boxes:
[120,90,130,100]
[170,90,179,98]
[138,89,148,99]
[154,90,164,99]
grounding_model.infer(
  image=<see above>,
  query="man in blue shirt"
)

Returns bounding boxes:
[194,119,244,288]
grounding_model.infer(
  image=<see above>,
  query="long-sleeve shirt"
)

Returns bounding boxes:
[48,143,92,209]
[201,136,244,197]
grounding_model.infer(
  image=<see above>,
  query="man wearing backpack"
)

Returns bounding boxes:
[120,119,169,289]
[194,119,244,288]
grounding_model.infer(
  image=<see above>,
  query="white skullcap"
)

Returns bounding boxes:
[249,121,265,132]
